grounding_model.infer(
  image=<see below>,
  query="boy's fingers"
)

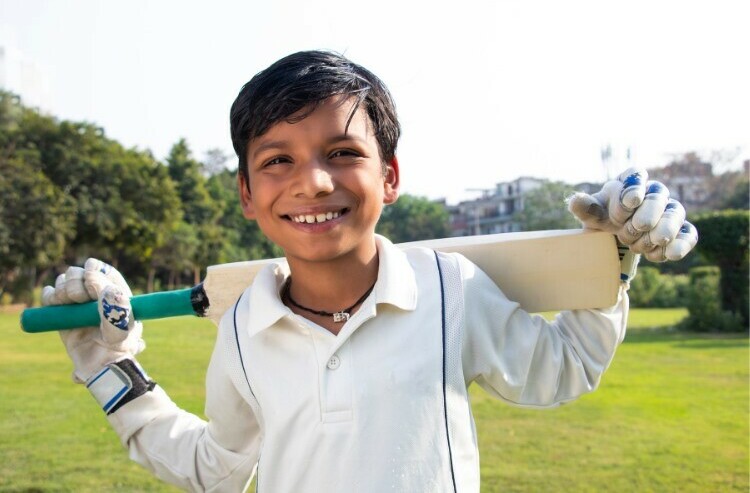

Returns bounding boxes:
[83,258,133,299]
[98,285,133,344]
[629,200,686,252]
[603,181,635,226]
[631,181,670,231]
[616,167,648,210]
[643,246,668,263]
[665,221,699,261]
[616,219,643,245]
[54,274,72,304]
[567,192,607,228]
[651,200,686,244]
[568,180,629,232]
[63,266,91,303]
[41,285,59,306]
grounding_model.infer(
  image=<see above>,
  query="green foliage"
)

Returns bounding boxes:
[679,266,745,332]
[0,157,76,269]
[0,89,182,277]
[513,181,580,231]
[691,210,749,326]
[167,139,221,225]
[377,194,450,242]
[0,134,76,300]
[0,92,285,297]
[628,267,688,308]
[206,169,279,260]
[712,172,749,211]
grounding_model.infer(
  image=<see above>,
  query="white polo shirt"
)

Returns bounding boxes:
[107,235,628,492]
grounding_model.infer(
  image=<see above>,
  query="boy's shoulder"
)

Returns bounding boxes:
[378,234,472,286]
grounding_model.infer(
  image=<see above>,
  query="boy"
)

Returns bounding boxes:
[44,50,697,492]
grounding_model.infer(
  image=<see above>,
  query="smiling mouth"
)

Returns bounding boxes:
[286,208,349,224]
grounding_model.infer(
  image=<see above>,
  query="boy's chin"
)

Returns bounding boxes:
[281,238,377,265]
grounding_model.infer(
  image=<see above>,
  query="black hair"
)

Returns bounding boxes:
[230,50,401,183]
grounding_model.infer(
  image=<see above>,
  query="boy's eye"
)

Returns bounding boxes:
[329,149,359,159]
[263,156,289,167]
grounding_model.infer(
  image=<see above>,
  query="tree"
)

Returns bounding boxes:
[149,221,199,291]
[717,177,749,210]
[206,169,279,261]
[203,147,232,176]
[377,194,450,243]
[627,267,688,308]
[691,210,749,328]
[167,139,221,225]
[0,155,75,299]
[513,181,580,231]
[679,266,744,332]
[0,91,77,298]
[1,90,183,292]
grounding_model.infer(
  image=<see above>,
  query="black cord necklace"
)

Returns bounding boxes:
[282,278,376,323]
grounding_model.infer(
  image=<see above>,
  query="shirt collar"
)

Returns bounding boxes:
[245,261,292,337]
[371,234,418,311]
[244,234,418,338]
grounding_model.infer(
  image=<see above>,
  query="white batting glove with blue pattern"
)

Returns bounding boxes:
[567,168,699,283]
[42,258,145,384]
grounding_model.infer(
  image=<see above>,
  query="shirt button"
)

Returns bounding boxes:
[327,355,341,370]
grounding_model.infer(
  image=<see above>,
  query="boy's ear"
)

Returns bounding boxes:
[237,172,257,220]
[383,156,400,205]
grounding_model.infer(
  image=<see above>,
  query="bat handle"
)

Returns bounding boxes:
[20,284,209,333]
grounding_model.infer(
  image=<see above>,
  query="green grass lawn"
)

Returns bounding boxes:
[1,308,747,492]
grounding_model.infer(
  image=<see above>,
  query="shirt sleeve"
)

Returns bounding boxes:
[458,254,629,408]
[105,315,262,492]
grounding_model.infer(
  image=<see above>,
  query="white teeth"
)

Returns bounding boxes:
[292,211,343,224]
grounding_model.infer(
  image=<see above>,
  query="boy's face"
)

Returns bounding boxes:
[238,96,400,265]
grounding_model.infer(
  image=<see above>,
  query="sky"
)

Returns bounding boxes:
[1,0,748,204]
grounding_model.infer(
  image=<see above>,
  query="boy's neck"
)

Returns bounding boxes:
[283,244,380,334]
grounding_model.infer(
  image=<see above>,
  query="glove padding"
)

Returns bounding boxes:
[42,258,145,384]
[567,167,698,264]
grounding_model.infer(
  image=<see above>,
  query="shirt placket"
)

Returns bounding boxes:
[318,338,353,423]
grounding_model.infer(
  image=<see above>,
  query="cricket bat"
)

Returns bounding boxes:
[20,230,619,333]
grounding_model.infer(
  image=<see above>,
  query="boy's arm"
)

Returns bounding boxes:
[460,255,629,407]
[461,168,697,405]
[44,262,261,492]
[106,313,261,492]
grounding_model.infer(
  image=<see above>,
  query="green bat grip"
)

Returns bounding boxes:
[20,285,209,333]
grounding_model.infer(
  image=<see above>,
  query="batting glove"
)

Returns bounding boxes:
[567,167,699,283]
[42,259,152,414]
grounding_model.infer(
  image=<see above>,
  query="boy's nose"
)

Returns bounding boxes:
[292,160,335,197]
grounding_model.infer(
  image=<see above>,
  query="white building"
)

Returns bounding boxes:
[449,177,545,236]
[647,155,713,212]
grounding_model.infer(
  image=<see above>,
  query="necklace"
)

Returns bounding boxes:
[282,278,376,323]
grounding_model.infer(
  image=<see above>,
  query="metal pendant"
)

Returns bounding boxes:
[333,312,350,323]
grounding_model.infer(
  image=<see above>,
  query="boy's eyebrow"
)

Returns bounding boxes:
[327,134,369,146]
[251,134,369,158]
[251,140,289,158]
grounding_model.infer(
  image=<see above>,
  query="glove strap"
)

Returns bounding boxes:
[86,359,155,415]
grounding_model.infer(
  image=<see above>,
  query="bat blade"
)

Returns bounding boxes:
[203,230,619,324]
[20,230,619,333]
